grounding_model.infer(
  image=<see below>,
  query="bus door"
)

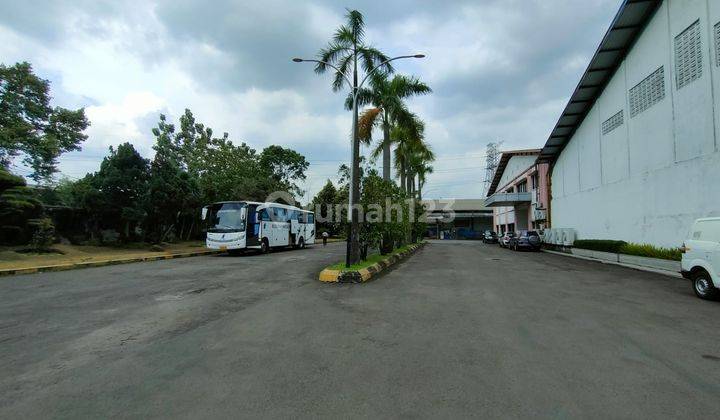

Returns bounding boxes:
[246,205,260,247]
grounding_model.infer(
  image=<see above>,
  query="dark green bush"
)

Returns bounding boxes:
[573,239,628,253]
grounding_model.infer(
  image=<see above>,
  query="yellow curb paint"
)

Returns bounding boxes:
[319,269,340,282]
[358,269,371,282]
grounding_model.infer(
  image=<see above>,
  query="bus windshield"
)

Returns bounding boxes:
[207,202,246,233]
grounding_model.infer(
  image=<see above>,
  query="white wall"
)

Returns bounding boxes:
[551,0,720,247]
[497,155,537,190]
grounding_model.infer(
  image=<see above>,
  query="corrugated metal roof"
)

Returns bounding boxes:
[538,0,662,164]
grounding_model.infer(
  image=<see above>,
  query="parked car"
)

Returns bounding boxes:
[482,230,498,244]
[508,230,541,251]
[681,217,720,300]
[499,231,515,248]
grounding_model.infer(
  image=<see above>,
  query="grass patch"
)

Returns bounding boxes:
[327,244,413,271]
[573,239,681,261]
[619,243,682,261]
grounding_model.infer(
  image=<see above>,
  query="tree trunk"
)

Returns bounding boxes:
[382,112,391,182]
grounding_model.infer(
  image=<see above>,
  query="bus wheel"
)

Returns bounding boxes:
[261,239,270,254]
[298,237,305,249]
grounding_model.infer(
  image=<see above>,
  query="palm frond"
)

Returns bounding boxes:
[357,107,382,144]
[333,25,356,45]
[344,87,375,111]
[390,74,432,98]
[345,9,365,43]
[358,46,393,75]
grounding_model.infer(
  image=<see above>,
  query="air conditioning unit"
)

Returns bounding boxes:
[561,228,576,246]
[543,229,554,244]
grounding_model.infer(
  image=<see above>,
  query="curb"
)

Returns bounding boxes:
[0,249,223,278]
[319,242,426,284]
[543,249,682,279]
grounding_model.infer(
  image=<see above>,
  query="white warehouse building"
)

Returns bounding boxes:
[539,0,720,248]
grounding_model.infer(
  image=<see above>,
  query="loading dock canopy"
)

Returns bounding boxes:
[538,0,662,164]
[484,192,532,207]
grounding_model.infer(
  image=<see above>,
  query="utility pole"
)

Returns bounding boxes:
[483,141,502,196]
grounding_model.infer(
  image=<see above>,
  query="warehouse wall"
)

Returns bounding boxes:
[551,0,720,247]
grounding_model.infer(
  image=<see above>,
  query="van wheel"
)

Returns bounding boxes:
[298,237,305,249]
[260,239,270,254]
[692,270,719,300]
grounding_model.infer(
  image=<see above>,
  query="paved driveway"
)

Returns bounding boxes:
[1,241,719,418]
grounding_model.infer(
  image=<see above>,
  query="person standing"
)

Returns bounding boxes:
[322,231,329,246]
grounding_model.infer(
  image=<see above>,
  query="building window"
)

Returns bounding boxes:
[715,21,720,67]
[531,173,538,190]
[601,110,624,135]
[506,187,514,193]
[517,181,527,193]
[674,20,702,90]
[629,66,665,118]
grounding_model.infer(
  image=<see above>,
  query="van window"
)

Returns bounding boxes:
[695,221,720,242]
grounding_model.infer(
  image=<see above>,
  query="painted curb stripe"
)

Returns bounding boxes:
[0,250,223,277]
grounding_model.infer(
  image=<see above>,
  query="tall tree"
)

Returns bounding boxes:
[314,9,392,264]
[351,73,431,181]
[259,145,309,198]
[93,143,149,241]
[0,62,89,182]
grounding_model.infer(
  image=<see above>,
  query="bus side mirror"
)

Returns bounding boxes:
[240,207,247,220]
[201,206,208,220]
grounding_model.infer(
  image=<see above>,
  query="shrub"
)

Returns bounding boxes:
[30,218,56,252]
[619,242,682,261]
[573,239,627,253]
[573,239,682,261]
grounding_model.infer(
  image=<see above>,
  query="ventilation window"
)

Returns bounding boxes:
[602,110,624,135]
[629,66,665,118]
[674,20,702,89]
[715,21,720,67]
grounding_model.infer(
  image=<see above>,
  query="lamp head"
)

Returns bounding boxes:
[292,58,304,63]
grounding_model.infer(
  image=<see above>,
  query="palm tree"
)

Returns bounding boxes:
[350,73,431,182]
[314,9,392,265]
[389,116,434,195]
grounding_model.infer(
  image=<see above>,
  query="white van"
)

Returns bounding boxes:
[681,218,720,300]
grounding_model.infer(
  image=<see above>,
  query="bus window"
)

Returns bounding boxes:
[260,209,270,221]
[299,212,307,223]
[290,210,299,221]
[273,207,286,222]
[307,213,315,224]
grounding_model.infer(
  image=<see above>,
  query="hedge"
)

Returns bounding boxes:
[573,239,627,253]
[573,239,681,261]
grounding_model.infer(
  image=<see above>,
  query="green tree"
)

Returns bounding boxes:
[93,143,149,241]
[259,145,309,197]
[0,166,42,244]
[351,73,431,182]
[311,180,340,235]
[144,146,200,243]
[0,62,89,182]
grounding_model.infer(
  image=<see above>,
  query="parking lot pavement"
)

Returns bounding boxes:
[2,240,720,418]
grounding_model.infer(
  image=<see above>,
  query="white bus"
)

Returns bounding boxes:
[202,201,315,254]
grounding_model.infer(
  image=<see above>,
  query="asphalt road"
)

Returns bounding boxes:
[1,241,719,418]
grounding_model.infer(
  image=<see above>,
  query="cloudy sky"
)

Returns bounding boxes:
[1,0,621,201]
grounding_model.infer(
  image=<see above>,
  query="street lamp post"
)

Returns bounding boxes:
[293,54,425,267]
